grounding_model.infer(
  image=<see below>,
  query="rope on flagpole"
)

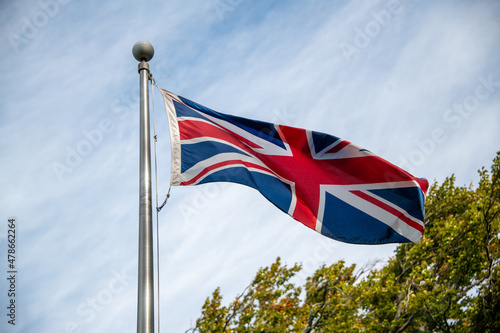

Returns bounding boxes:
[151,80,172,213]
[150,72,161,333]
[157,187,171,212]
[150,77,175,332]
[150,74,174,333]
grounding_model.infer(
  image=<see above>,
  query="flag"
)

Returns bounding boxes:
[159,88,429,244]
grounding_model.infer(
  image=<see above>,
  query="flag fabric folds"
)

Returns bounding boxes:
[158,87,429,244]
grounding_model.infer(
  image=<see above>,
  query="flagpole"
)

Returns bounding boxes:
[133,41,155,333]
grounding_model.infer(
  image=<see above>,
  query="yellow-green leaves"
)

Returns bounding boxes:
[189,152,500,332]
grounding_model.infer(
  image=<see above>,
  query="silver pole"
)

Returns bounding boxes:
[133,41,155,333]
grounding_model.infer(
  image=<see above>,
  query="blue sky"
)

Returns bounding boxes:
[0,0,499,332]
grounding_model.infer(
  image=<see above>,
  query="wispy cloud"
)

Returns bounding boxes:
[0,0,499,332]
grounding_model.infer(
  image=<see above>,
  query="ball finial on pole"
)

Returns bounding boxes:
[133,41,154,62]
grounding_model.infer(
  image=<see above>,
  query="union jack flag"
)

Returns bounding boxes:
[159,88,428,244]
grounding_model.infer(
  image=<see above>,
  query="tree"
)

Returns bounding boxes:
[187,152,500,332]
[189,258,303,333]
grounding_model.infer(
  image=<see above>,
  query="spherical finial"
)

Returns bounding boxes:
[132,41,154,62]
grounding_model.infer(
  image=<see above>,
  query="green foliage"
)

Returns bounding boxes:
[302,261,362,332]
[188,153,500,332]
[188,258,303,333]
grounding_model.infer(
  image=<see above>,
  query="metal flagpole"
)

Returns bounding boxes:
[133,40,155,333]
